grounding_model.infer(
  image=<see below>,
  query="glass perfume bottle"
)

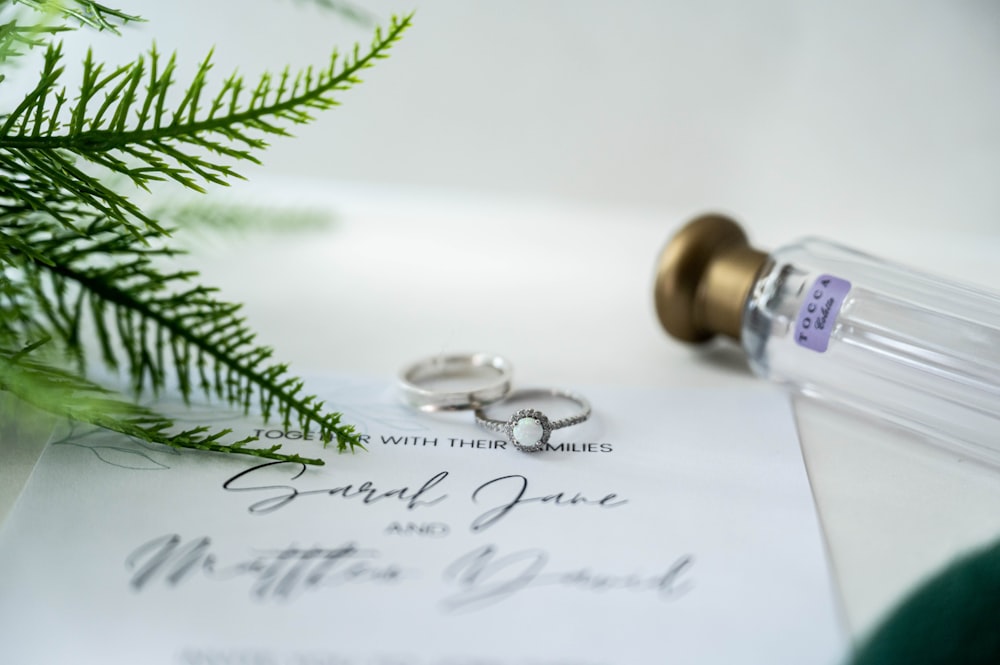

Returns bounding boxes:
[653,214,1000,467]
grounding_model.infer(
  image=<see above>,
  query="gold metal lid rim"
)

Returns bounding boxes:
[654,214,767,344]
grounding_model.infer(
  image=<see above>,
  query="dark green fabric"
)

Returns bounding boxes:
[851,537,1000,665]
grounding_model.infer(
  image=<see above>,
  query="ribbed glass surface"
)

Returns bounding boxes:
[743,240,1000,467]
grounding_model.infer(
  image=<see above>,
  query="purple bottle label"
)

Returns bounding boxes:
[794,275,851,352]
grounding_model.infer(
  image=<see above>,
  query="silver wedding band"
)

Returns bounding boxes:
[475,388,591,453]
[398,352,513,412]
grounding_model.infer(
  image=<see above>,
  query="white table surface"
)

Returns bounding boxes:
[3,0,1000,649]
[2,178,999,643]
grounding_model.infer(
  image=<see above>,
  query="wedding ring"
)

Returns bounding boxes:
[474,389,591,453]
[398,353,513,412]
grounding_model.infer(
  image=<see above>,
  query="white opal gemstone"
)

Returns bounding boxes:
[512,417,543,447]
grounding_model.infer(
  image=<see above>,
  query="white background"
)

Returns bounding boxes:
[30,0,1000,242]
[2,0,1000,646]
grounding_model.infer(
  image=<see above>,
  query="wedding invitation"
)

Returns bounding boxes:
[0,376,844,664]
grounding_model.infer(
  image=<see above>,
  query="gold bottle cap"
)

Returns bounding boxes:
[653,214,767,343]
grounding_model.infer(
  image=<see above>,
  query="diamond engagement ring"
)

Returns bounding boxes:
[474,389,591,452]
[398,352,513,412]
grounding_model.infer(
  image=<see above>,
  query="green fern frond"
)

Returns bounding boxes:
[7,213,363,453]
[0,19,67,61]
[0,263,42,344]
[0,340,325,464]
[0,5,409,465]
[295,0,377,26]
[152,198,332,236]
[0,13,412,236]
[13,1,142,33]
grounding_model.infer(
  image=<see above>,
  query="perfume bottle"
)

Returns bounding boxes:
[653,214,1000,467]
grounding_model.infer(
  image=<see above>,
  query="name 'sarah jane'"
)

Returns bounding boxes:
[223,462,628,532]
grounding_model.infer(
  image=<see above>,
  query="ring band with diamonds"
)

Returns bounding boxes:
[398,352,513,412]
[474,388,591,452]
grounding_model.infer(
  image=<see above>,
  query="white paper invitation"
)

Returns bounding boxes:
[0,376,844,665]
